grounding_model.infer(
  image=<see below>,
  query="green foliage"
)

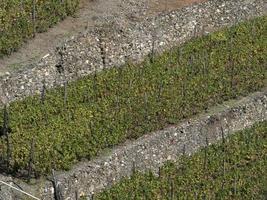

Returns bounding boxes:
[0,16,266,176]
[96,121,267,200]
[0,0,79,57]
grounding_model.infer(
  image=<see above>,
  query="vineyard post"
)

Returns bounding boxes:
[179,48,186,118]
[233,131,238,197]
[158,167,164,198]
[75,190,78,200]
[98,29,106,69]
[203,48,209,94]
[144,92,148,121]
[178,47,183,65]
[41,79,46,104]
[188,54,194,79]
[20,0,24,11]
[245,129,250,151]
[40,79,49,123]
[221,127,225,177]
[150,33,156,63]
[203,136,209,171]
[115,95,120,112]
[3,105,11,171]
[194,190,198,200]
[229,37,234,96]
[86,84,90,103]
[32,0,36,37]
[157,80,163,103]
[250,18,256,70]
[132,161,136,174]
[182,144,186,156]
[220,127,226,193]
[58,49,67,107]
[234,172,237,197]
[170,179,174,200]
[27,138,35,180]
[64,81,68,106]
[181,74,186,118]
[193,23,198,38]
[93,68,98,101]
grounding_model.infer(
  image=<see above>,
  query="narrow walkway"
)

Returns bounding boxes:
[0,0,204,74]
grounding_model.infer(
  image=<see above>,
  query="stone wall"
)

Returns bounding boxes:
[0,87,266,200]
[0,0,266,106]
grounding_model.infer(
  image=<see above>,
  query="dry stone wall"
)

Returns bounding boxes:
[0,0,266,106]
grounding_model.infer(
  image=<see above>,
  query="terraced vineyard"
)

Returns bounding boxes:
[0,16,266,176]
[96,121,267,200]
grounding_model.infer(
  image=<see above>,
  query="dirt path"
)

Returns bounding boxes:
[0,0,204,74]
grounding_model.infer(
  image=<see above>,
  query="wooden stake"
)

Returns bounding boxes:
[3,106,11,170]
[64,81,68,106]
[40,80,46,104]
[32,0,36,37]
[28,138,35,180]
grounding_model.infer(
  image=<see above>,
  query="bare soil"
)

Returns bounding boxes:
[0,0,204,74]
